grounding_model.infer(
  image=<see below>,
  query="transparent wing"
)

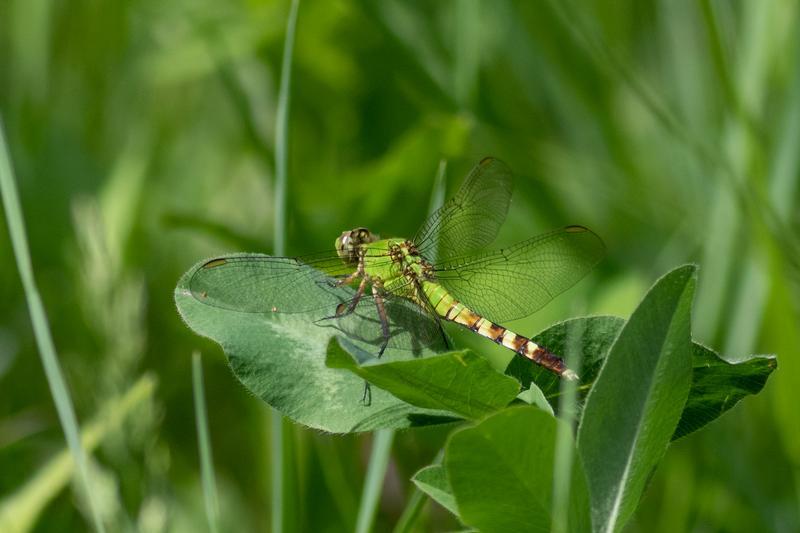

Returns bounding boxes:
[433,226,605,323]
[187,252,447,353]
[188,251,392,314]
[413,157,513,261]
[320,287,448,354]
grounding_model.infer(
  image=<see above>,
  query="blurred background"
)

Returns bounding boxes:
[1,0,799,531]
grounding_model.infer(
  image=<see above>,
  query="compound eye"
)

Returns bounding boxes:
[335,232,352,261]
[354,228,377,244]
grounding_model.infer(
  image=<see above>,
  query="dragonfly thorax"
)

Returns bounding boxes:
[335,227,378,265]
[387,240,435,281]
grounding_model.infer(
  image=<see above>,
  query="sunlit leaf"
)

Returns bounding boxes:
[445,406,591,533]
[175,258,452,433]
[327,337,519,420]
[411,465,457,516]
[577,265,694,532]
[508,315,777,441]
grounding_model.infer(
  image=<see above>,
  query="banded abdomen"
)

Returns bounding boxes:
[422,281,578,380]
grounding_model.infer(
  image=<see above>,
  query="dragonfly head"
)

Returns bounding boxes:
[336,227,378,265]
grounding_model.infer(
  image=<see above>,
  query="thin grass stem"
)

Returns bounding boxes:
[0,119,106,533]
[392,489,426,533]
[393,448,446,533]
[355,430,394,533]
[551,313,584,533]
[192,352,220,533]
[453,0,480,109]
[271,1,300,531]
[391,162,450,533]
[274,0,300,258]
[0,374,156,532]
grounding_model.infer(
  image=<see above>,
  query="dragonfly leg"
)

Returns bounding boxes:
[372,284,391,357]
[340,277,368,316]
[319,276,368,321]
[333,250,366,287]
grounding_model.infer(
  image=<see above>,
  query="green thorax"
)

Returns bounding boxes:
[363,238,424,288]
[361,238,453,315]
[334,227,454,315]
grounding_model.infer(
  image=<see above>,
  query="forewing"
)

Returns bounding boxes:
[188,252,377,314]
[414,157,513,261]
[433,226,605,322]
[188,253,447,353]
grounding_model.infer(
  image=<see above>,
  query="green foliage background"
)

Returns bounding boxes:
[1,0,798,531]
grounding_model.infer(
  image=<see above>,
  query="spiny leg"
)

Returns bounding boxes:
[333,249,366,287]
[362,279,390,407]
[323,276,368,321]
[344,277,368,315]
[371,283,391,357]
[319,253,368,322]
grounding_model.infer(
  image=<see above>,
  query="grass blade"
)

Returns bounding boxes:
[192,352,219,533]
[392,487,426,533]
[271,1,300,531]
[551,317,584,533]
[273,0,300,257]
[0,118,106,532]
[391,160,452,533]
[313,437,359,528]
[426,159,447,220]
[396,449,447,533]
[453,0,480,109]
[355,430,395,533]
[0,375,156,533]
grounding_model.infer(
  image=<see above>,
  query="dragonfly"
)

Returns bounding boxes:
[189,157,605,393]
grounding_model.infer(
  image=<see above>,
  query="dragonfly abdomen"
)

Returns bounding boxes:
[424,282,577,380]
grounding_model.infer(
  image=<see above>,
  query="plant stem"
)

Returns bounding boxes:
[393,448,444,533]
[392,483,426,533]
[551,316,584,533]
[355,430,395,533]
[0,118,106,533]
[192,352,219,533]
[273,0,300,257]
[271,1,300,531]
[453,0,480,109]
[0,375,156,533]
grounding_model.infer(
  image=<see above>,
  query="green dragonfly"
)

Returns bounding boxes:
[189,157,604,385]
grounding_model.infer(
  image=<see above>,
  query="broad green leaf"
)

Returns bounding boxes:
[411,465,458,516]
[674,343,777,439]
[175,259,451,433]
[516,386,554,416]
[178,255,774,437]
[445,406,591,533]
[506,315,624,400]
[577,265,695,533]
[327,337,520,420]
[508,316,776,440]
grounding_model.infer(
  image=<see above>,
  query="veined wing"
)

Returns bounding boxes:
[188,253,447,353]
[433,226,605,323]
[188,251,393,314]
[413,157,512,262]
[320,285,449,354]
